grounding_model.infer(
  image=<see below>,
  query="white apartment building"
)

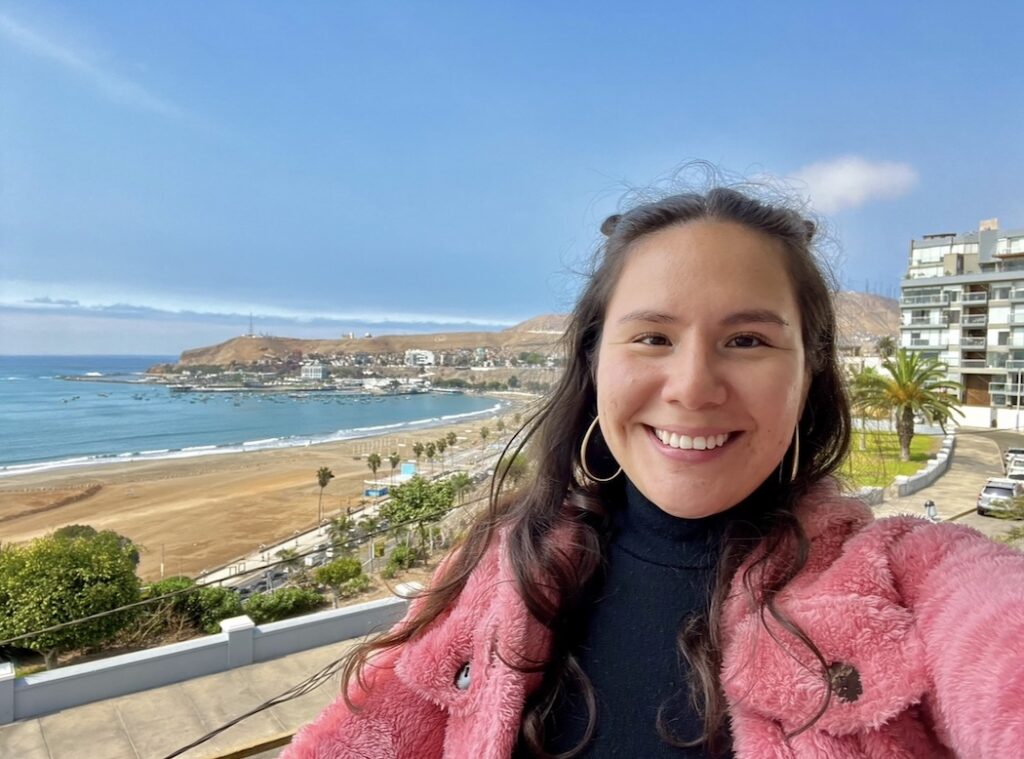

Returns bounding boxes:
[900,218,1024,427]
[300,362,325,380]
[404,349,435,367]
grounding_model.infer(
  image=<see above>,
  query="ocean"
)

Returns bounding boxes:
[0,356,504,476]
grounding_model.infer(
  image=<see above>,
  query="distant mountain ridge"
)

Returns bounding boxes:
[159,291,898,369]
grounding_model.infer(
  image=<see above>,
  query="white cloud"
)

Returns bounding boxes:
[0,278,518,329]
[0,12,184,118]
[792,156,918,213]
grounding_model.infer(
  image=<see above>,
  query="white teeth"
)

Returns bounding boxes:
[654,429,729,450]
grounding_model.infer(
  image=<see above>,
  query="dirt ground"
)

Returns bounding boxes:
[0,407,524,581]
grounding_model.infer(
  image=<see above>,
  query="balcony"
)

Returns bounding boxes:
[905,319,946,328]
[909,339,946,349]
[962,292,989,304]
[1011,290,1024,302]
[988,383,1024,395]
[959,337,987,349]
[960,359,991,368]
[900,294,948,307]
[961,314,988,326]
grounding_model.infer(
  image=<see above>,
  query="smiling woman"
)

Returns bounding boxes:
[282,185,1024,759]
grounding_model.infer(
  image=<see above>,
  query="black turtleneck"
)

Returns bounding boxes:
[520,480,735,758]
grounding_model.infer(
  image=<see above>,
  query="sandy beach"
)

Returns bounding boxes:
[0,402,529,581]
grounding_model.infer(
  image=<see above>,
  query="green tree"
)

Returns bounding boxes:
[388,452,401,485]
[425,442,437,473]
[445,431,457,450]
[449,471,473,504]
[275,547,302,573]
[497,451,530,487]
[436,438,448,469]
[0,531,141,668]
[314,557,364,605]
[480,426,490,445]
[412,442,425,465]
[495,418,506,433]
[876,335,897,358]
[52,524,140,567]
[852,349,963,461]
[366,452,382,479]
[315,467,334,525]
[379,476,455,525]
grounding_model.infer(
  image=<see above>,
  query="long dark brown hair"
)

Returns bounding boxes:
[340,185,852,756]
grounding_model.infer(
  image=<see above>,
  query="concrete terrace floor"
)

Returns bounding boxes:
[1,429,1018,759]
[0,638,357,759]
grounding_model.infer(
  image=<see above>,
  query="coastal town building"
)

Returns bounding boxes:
[899,218,1024,427]
[300,362,325,380]
[404,349,436,367]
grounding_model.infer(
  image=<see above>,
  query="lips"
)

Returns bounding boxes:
[652,428,730,450]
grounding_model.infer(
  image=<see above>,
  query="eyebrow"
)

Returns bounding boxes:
[617,309,791,328]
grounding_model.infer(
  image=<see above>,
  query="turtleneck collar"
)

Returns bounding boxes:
[611,478,736,569]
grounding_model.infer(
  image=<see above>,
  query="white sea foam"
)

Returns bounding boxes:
[0,393,509,478]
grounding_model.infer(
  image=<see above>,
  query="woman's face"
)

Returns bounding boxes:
[595,220,810,518]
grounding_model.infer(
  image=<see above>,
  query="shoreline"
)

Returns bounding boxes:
[0,396,508,479]
[0,394,536,581]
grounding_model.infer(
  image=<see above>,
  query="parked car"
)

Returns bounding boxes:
[1004,447,1024,470]
[977,477,1024,516]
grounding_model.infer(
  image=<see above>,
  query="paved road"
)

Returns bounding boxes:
[874,429,1024,542]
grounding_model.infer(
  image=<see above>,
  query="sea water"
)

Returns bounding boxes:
[0,356,503,476]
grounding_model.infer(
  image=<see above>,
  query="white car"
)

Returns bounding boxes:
[977,477,1024,516]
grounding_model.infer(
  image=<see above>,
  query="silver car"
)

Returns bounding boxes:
[977,478,1024,516]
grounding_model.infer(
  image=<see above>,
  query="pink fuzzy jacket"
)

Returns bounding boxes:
[283,486,1024,758]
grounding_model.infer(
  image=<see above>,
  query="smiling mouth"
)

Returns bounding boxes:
[652,428,732,451]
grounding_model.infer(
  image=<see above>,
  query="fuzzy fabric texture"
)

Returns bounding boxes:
[282,483,1024,758]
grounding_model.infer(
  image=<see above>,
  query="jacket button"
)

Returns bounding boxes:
[454,662,471,691]
[828,661,862,703]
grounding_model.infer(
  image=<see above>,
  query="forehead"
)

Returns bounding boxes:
[606,220,799,315]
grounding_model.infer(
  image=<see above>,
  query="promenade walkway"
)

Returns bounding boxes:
[1,430,1014,759]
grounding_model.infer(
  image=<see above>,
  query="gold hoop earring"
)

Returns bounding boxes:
[779,426,800,484]
[580,416,621,483]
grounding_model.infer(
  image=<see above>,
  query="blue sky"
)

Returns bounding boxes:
[2,1,1022,355]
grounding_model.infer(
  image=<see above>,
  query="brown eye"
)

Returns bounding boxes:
[636,333,670,346]
[728,334,767,348]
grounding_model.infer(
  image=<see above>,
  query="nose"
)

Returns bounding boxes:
[660,343,728,409]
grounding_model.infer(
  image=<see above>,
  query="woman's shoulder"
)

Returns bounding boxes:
[793,478,1024,594]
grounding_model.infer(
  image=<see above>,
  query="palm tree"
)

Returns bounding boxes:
[366,452,382,480]
[412,442,425,467]
[479,426,490,446]
[315,467,334,526]
[425,442,437,474]
[876,335,897,359]
[388,452,401,486]
[436,438,447,470]
[852,349,962,461]
[449,471,473,504]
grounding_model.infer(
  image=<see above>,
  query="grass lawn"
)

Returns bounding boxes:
[839,431,942,489]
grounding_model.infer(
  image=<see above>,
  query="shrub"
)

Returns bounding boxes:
[242,587,324,624]
[184,586,244,634]
[380,564,398,579]
[388,544,417,570]
[338,575,372,598]
[314,557,363,589]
